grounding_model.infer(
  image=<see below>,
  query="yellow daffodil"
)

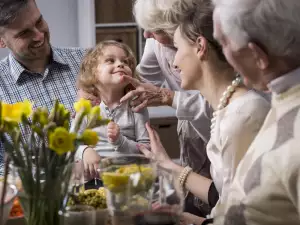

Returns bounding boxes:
[80,129,99,145]
[1,100,32,123]
[74,98,92,114]
[90,106,101,118]
[32,107,49,125]
[39,107,49,125]
[49,127,76,155]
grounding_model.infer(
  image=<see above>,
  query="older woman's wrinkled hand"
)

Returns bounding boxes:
[120,75,174,112]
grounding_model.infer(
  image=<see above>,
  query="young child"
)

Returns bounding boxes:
[75,40,150,177]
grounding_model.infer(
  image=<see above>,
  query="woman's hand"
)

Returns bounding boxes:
[138,122,175,169]
[119,75,174,112]
[107,121,120,143]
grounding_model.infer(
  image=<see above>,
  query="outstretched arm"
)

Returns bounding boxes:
[138,122,213,204]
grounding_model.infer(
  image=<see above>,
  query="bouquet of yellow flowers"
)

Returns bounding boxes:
[0,98,109,225]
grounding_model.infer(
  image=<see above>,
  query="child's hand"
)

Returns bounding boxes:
[82,147,101,179]
[107,121,120,143]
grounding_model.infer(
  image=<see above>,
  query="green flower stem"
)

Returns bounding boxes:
[1,134,22,167]
[70,110,86,133]
[0,98,110,225]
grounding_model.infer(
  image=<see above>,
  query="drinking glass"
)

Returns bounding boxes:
[133,167,184,225]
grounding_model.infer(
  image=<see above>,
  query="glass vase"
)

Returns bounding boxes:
[14,162,73,225]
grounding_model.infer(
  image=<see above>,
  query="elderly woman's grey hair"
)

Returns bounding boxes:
[213,0,300,65]
[0,0,29,27]
[133,0,180,37]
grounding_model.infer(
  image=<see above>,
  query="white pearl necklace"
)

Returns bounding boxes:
[211,76,242,132]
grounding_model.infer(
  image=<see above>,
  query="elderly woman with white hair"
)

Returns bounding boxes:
[121,0,214,217]
[210,0,300,224]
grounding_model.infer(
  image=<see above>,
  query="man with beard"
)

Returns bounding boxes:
[0,0,86,173]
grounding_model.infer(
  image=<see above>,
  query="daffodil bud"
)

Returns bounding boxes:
[39,107,49,125]
[80,129,99,146]
[74,98,92,114]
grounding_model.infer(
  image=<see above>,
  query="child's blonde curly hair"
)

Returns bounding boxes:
[77,40,139,97]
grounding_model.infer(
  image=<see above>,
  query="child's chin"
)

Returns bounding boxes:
[112,74,122,80]
[107,80,127,88]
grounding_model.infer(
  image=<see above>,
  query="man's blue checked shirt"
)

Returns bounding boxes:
[0,47,86,174]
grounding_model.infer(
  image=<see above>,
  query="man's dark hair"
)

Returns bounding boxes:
[0,0,29,27]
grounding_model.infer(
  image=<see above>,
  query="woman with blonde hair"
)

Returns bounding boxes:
[129,0,270,224]
[120,0,214,217]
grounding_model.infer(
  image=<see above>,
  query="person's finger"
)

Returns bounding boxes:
[145,122,157,141]
[107,126,114,131]
[107,132,113,139]
[108,128,117,134]
[93,163,99,178]
[130,95,144,107]
[107,121,115,127]
[120,89,141,103]
[130,92,146,104]
[109,134,116,141]
[83,162,89,174]
[120,75,141,87]
[89,164,95,178]
[107,126,116,132]
[138,145,153,159]
[152,128,161,141]
[131,99,148,112]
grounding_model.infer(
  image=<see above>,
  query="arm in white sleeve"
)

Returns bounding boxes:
[282,141,300,218]
[137,39,166,87]
[113,108,150,154]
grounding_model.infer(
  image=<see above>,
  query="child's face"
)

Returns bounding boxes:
[96,45,133,87]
